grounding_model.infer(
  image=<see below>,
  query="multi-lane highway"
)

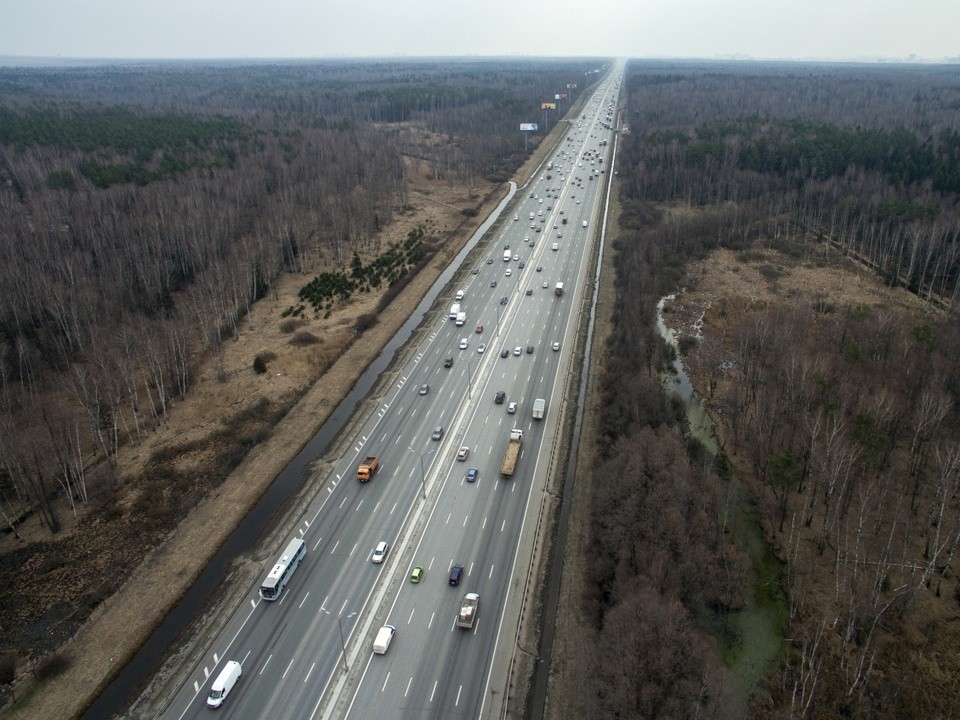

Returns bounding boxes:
[159,62,624,720]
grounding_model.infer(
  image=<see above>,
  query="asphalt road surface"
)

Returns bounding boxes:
[159,62,624,720]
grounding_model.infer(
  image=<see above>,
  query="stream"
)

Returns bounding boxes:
[656,294,786,703]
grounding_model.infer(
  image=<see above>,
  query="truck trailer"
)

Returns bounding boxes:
[456,593,480,629]
[500,428,523,478]
[532,398,546,420]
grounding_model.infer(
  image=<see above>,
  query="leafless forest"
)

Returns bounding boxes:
[584,62,960,718]
[0,59,593,676]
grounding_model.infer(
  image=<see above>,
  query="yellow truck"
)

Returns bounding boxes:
[356,456,380,482]
[499,428,523,478]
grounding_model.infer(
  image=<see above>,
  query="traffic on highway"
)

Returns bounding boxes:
[159,62,625,720]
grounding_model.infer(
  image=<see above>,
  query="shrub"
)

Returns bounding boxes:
[252,355,268,374]
[354,313,378,333]
[34,652,70,681]
[0,651,16,685]
[290,331,319,346]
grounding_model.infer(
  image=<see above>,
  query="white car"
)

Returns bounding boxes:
[507,402,517,414]
[552,342,560,351]
[513,346,522,356]
[459,338,468,349]
[542,282,548,288]
[371,541,390,564]
[505,269,512,277]
[477,343,486,354]
[457,446,470,461]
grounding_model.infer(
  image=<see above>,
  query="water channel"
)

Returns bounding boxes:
[656,294,786,704]
[82,184,517,720]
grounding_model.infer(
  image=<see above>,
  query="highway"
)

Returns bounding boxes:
[159,61,624,720]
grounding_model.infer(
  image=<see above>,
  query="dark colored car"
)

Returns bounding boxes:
[500,348,509,358]
[444,357,453,368]
[466,468,478,483]
[449,564,464,586]
[495,391,506,404]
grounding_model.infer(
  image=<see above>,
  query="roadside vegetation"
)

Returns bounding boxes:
[567,61,960,719]
[0,58,594,698]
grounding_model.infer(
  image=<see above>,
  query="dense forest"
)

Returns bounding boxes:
[582,61,960,718]
[0,59,594,674]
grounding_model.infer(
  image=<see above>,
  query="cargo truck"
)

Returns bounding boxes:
[449,303,460,319]
[503,250,511,262]
[456,593,480,629]
[500,428,523,478]
[455,311,466,326]
[356,456,380,482]
[555,282,564,296]
[532,398,546,420]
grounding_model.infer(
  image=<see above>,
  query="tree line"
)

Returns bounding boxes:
[587,59,960,719]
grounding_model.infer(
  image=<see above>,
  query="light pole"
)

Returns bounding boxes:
[322,609,356,671]
[409,446,433,499]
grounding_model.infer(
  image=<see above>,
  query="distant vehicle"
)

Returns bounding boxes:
[552,342,560,351]
[490,280,497,287]
[449,564,464,585]
[373,625,395,655]
[500,296,508,305]
[471,268,479,275]
[507,402,517,414]
[518,261,525,268]
[526,289,533,296]
[432,426,444,440]
[419,383,429,395]
[582,220,588,227]
[500,428,523,478]
[466,468,478,483]
[542,282,548,289]
[260,538,306,601]
[459,338,468,349]
[495,390,506,404]
[552,243,559,251]
[555,282,564,296]
[486,258,494,264]
[455,311,466,326]
[513,214,519,221]
[513,347,522,356]
[477,343,486,353]
[536,266,543,272]
[371,541,389,564]
[505,269,512,277]
[500,348,509,358]
[513,254,519,261]
[444,357,453,367]
[457,446,470,461]
[456,592,480,629]
[449,303,460,320]
[410,567,424,584]
[475,324,483,333]
[356,456,380,482]
[455,289,465,301]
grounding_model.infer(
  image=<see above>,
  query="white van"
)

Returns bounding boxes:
[373,624,396,655]
[552,243,559,251]
[449,303,460,320]
[207,660,242,708]
[455,289,465,301]
[455,311,466,326]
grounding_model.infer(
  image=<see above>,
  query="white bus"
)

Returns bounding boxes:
[260,538,306,601]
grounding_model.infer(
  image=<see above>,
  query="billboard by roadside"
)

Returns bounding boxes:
[520,123,538,131]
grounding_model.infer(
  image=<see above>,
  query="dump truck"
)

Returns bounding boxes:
[356,456,380,482]
[500,428,523,478]
[532,398,546,420]
[456,592,480,629]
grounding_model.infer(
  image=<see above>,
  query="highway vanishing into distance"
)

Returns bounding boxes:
[156,61,624,720]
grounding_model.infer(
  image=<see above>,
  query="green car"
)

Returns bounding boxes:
[410,566,424,584]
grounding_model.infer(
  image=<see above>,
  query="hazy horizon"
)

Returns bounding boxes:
[1,0,957,64]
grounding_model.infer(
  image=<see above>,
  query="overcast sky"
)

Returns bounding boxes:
[2,0,958,62]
